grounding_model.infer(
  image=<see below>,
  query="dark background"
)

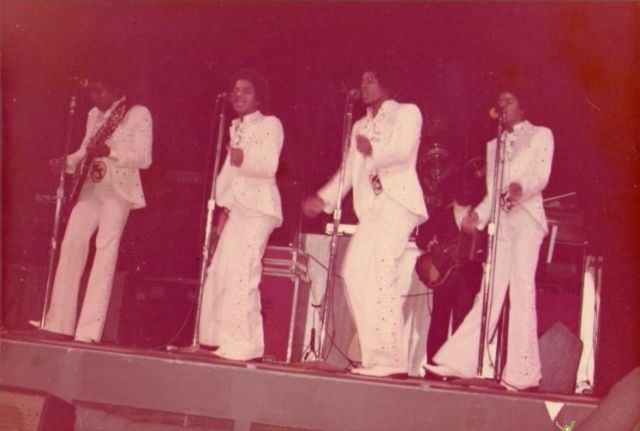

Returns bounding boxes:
[2,1,638,394]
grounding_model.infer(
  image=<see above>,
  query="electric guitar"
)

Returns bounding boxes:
[415,228,486,289]
[60,101,128,226]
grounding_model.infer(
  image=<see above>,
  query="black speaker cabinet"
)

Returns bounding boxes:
[1,264,125,343]
[116,275,197,348]
[0,386,75,431]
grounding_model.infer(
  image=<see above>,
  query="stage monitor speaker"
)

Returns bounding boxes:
[260,246,310,363]
[538,321,583,394]
[0,386,75,431]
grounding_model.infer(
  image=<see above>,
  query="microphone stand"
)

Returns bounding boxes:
[315,92,357,360]
[476,110,508,379]
[168,94,227,353]
[40,94,78,327]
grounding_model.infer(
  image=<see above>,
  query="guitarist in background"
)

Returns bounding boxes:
[32,69,152,344]
[415,163,485,367]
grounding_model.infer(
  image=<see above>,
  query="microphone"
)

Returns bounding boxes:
[346,88,361,101]
[215,91,230,109]
[488,106,502,120]
[73,76,89,88]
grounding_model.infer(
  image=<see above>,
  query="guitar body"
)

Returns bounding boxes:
[415,228,486,289]
[59,156,93,229]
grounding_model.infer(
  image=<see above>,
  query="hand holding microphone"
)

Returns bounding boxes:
[355,134,372,157]
[489,106,501,120]
[500,182,523,211]
[229,147,243,166]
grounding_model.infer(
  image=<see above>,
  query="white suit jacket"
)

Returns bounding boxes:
[474,120,554,233]
[215,110,283,226]
[318,99,428,222]
[67,100,153,209]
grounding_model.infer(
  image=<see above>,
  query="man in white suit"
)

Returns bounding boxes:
[198,69,283,361]
[303,68,428,377]
[35,72,153,343]
[426,89,554,390]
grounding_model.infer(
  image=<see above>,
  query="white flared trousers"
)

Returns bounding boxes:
[198,206,277,360]
[342,194,421,374]
[44,180,131,342]
[433,207,545,389]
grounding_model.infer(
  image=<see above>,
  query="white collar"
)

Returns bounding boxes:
[511,120,531,133]
[100,96,126,116]
[234,110,263,126]
[366,99,397,119]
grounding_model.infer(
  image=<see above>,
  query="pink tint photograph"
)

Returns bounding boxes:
[1,2,638,430]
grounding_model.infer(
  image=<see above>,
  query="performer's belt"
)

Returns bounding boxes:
[369,172,383,195]
[90,160,107,183]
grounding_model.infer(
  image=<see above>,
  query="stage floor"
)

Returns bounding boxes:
[0,332,598,431]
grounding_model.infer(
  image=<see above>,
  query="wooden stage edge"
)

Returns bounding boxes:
[0,333,598,431]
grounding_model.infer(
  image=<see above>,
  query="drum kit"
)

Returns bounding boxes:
[419,114,486,211]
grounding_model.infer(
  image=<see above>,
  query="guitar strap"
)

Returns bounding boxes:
[86,99,129,156]
[82,100,130,182]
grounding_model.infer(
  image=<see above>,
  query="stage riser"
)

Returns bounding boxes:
[0,339,596,431]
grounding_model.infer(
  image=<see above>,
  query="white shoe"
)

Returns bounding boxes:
[74,337,98,344]
[423,363,467,379]
[350,365,407,377]
[500,378,538,392]
[214,348,262,362]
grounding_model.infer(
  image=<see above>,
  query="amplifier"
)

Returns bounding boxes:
[260,246,310,363]
[117,246,310,362]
